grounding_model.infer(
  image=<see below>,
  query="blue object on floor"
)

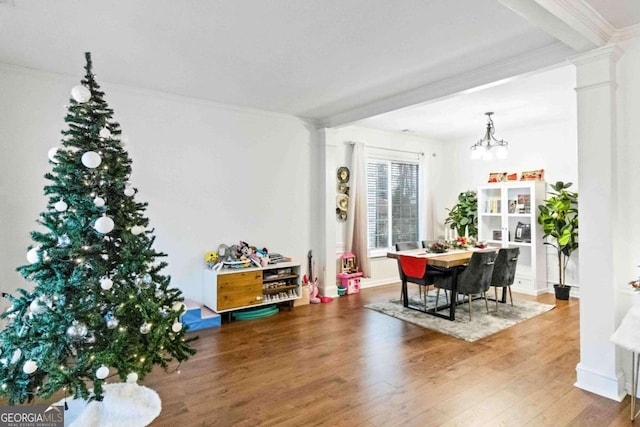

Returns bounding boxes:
[182,300,221,331]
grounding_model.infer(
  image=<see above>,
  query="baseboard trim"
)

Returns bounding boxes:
[575,362,626,402]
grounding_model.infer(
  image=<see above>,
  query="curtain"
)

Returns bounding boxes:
[346,142,371,277]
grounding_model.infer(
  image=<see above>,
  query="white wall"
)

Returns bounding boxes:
[0,65,313,303]
[330,125,446,287]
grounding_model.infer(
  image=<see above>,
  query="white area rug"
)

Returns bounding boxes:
[55,383,161,427]
[365,296,554,342]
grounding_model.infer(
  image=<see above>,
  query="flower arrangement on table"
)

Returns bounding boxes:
[426,241,451,253]
[448,236,487,249]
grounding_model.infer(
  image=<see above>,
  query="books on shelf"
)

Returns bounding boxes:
[483,199,501,214]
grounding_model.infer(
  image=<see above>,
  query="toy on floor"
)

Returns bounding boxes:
[308,275,321,304]
[337,253,363,295]
[306,250,322,304]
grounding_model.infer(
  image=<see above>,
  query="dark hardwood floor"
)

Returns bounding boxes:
[36,284,636,426]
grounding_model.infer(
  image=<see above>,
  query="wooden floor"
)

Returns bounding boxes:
[44,284,636,425]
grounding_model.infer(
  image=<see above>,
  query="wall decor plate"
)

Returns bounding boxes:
[337,166,350,183]
[336,194,349,210]
[337,182,348,193]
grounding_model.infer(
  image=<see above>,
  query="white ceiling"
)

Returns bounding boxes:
[354,64,577,141]
[0,0,637,133]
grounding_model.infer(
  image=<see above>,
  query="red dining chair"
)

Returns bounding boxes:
[398,255,448,311]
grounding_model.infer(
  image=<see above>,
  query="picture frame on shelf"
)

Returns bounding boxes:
[508,200,517,213]
[517,194,531,213]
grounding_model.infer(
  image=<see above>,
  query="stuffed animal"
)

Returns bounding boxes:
[239,241,261,267]
[256,247,270,267]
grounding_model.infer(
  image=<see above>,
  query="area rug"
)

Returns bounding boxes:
[364,295,554,342]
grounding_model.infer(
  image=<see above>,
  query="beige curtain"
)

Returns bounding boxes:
[346,142,371,277]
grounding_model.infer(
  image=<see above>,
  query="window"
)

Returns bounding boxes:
[367,159,419,253]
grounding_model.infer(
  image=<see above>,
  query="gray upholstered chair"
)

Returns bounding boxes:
[490,247,520,310]
[432,251,497,319]
[395,242,420,251]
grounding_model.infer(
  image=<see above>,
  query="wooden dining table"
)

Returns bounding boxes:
[387,247,502,320]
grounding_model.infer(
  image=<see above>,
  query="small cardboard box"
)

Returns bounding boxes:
[294,285,310,306]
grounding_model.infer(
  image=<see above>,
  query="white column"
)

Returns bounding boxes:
[316,129,339,298]
[571,44,626,401]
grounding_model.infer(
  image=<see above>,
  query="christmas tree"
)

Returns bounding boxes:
[0,52,196,405]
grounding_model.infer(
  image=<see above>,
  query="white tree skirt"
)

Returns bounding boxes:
[55,383,161,427]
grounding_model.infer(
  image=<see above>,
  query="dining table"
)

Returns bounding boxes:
[387,247,502,320]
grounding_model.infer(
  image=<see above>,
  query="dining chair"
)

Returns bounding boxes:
[421,240,439,248]
[395,242,421,302]
[432,251,497,320]
[490,247,520,311]
[395,242,420,251]
[397,255,430,311]
[395,242,442,305]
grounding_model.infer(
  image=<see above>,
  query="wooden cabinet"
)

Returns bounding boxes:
[203,262,301,314]
[216,270,263,311]
[477,181,547,295]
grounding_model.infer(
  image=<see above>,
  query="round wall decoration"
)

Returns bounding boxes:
[337,167,350,183]
[336,194,349,210]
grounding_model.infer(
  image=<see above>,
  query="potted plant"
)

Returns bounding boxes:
[537,181,578,300]
[445,190,478,238]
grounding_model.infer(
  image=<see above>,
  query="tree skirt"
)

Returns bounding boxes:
[55,383,161,427]
[365,296,554,342]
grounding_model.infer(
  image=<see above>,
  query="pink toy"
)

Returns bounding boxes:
[337,253,363,294]
[309,277,321,304]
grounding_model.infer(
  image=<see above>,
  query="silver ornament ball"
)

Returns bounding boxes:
[139,323,152,334]
[106,317,119,329]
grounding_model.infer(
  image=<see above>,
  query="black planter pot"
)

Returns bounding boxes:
[554,284,571,300]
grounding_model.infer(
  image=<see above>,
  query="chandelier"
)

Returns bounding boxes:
[470,112,508,160]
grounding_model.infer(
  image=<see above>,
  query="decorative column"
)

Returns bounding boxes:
[571,44,625,401]
[316,129,339,298]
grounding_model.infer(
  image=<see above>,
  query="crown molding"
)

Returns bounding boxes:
[542,0,615,45]
[569,44,624,67]
[319,42,574,129]
[611,24,640,43]
[0,61,309,126]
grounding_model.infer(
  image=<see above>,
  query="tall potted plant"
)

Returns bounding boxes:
[445,190,478,238]
[537,181,578,300]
